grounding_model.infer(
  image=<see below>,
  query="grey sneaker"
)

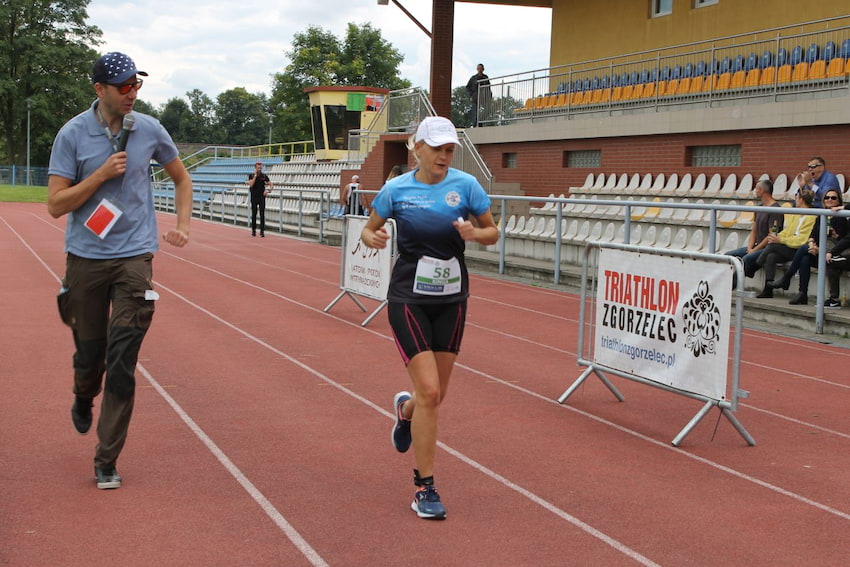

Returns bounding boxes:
[95,467,122,490]
[391,391,412,453]
[71,397,93,435]
[411,485,447,520]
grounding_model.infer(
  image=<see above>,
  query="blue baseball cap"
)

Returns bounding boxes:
[92,52,148,85]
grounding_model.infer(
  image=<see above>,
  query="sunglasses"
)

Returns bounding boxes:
[111,80,143,95]
[807,163,822,169]
[823,195,840,200]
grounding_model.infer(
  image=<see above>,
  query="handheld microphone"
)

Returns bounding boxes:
[116,113,135,153]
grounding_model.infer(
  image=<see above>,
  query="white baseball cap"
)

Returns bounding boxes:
[415,116,459,147]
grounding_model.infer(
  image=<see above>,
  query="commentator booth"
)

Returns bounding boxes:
[304,86,389,161]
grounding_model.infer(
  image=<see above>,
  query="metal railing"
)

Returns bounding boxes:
[479,16,850,125]
[348,87,493,192]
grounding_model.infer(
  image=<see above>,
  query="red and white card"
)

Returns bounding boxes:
[84,198,123,239]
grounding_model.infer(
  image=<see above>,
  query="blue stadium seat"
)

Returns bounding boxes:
[556,81,568,93]
[695,60,707,76]
[776,47,787,67]
[660,65,671,81]
[609,73,619,87]
[789,45,802,65]
[590,77,600,90]
[805,43,819,63]
[823,41,836,62]
[671,65,682,79]
[720,56,731,74]
[649,67,659,82]
[744,53,757,71]
[582,78,591,91]
[600,75,610,89]
[628,70,638,85]
[732,54,744,72]
[760,50,772,69]
[841,39,850,59]
[682,62,693,78]
[639,69,649,83]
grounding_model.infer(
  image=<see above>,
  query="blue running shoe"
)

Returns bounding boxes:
[391,391,412,453]
[411,486,447,520]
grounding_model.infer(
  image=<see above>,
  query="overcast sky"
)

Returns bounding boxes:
[86,0,552,108]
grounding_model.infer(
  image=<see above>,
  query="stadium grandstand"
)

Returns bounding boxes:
[153,0,850,335]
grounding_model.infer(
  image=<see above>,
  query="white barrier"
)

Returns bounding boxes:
[324,215,396,326]
[558,242,755,447]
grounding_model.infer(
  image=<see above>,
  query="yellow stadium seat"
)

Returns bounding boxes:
[714,72,732,91]
[570,90,583,106]
[580,90,593,105]
[641,82,656,98]
[590,89,602,104]
[599,88,611,103]
[826,57,845,78]
[809,60,826,80]
[621,84,634,99]
[791,62,809,82]
[555,93,567,107]
[730,70,746,89]
[679,77,692,94]
[611,85,624,102]
[665,78,679,96]
[744,68,761,88]
[524,98,533,110]
[688,75,704,94]
[776,64,792,84]
[630,83,643,99]
[759,66,776,86]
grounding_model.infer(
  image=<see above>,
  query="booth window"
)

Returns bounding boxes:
[651,0,672,17]
[311,106,325,150]
[324,105,361,150]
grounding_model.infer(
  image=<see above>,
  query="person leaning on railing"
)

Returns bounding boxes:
[824,200,850,309]
[755,189,816,299]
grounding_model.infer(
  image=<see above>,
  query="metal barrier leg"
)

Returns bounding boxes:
[721,407,756,446]
[557,365,594,403]
[672,400,715,447]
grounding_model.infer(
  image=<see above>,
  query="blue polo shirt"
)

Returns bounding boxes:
[48,100,179,259]
[812,170,840,208]
[371,168,491,303]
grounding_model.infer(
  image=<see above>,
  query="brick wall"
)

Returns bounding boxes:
[478,125,850,197]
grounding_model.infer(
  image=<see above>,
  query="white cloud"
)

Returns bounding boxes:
[87,0,550,107]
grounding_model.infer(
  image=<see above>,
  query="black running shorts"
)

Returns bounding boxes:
[387,301,467,365]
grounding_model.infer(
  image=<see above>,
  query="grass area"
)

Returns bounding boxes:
[0,184,48,203]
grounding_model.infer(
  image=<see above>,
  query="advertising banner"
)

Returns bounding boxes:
[593,248,733,400]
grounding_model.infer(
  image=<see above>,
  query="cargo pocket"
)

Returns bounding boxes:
[57,277,75,328]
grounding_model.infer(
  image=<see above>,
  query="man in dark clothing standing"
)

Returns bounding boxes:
[465,63,491,127]
[248,161,273,237]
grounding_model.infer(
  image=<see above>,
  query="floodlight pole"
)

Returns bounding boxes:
[268,113,273,145]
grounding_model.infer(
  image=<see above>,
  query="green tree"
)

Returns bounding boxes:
[216,88,266,146]
[159,97,190,142]
[184,88,217,143]
[269,23,411,143]
[451,86,472,128]
[132,99,158,119]
[0,0,102,166]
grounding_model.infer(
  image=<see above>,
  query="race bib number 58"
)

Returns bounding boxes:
[413,256,461,296]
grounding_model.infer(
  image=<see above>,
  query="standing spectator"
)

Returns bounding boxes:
[756,189,816,298]
[795,157,839,208]
[340,174,363,215]
[360,116,499,520]
[248,161,273,237]
[725,179,784,281]
[465,63,491,127]
[47,52,192,489]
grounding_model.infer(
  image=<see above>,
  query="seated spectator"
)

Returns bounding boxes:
[768,189,847,304]
[726,179,784,281]
[794,156,839,208]
[756,189,816,298]
[824,200,850,308]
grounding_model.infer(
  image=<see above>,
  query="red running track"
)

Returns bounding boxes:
[2,202,850,566]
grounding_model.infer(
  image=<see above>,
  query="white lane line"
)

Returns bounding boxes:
[3,215,329,567]
[137,364,329,567]
[159,248,850,522]
[154,280,660,567]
